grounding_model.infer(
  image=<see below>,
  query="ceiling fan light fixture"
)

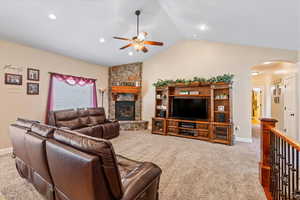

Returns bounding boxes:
[137,32,147,41]
[113,10,163,53]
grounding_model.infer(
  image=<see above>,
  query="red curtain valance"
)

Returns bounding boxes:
[50,72,96,86]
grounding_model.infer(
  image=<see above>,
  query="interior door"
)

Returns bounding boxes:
[283,76,297,140]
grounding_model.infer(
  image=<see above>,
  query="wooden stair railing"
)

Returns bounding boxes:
[260,118,300,200]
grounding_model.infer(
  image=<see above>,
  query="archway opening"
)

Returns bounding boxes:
[250,60,298,140]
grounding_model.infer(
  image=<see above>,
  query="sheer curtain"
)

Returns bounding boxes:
[46,73,97,123]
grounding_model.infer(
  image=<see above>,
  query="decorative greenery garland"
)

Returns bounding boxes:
[152,74,234,87]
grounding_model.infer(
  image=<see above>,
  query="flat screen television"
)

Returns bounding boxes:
[171,98,208,121]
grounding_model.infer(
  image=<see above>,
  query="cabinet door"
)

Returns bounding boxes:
[152,118,166,134]
[213,125,231,142]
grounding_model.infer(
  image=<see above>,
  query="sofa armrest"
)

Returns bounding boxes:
[99,121,120,139]
[121,162,162,200]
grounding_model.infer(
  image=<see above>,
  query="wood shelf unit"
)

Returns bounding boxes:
[151,83,233,145]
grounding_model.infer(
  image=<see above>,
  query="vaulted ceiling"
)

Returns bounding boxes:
[0,0,299,66]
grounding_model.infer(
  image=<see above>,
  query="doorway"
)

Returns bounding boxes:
[252,88,262,124]
[283,75,297,140]
[251,61,298,140]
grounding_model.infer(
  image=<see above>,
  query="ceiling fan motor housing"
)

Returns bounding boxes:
[135,10,141,16]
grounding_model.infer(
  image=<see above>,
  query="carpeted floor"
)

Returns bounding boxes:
[0,126,266,200]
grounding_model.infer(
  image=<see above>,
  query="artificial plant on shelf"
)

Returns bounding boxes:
[175,78,186,86]
[207,74,234,83]
[152,74,234,87]
[192,77,207,86]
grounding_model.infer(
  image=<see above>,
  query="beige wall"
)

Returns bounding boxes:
[142,40,298,140]
[0,40,108,149]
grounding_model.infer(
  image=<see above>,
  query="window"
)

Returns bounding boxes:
[46,73,97,122]
[52,77,94,110]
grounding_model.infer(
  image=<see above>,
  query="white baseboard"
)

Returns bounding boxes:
[235,137,253,143]
[0,147,12,156]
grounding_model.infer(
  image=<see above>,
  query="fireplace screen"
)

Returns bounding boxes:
[115,101,135,121]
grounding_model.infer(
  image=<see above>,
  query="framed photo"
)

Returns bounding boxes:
[27,68,40,81]
[27,83,39,95]
[5,73,22,85]
[217,105,225,112]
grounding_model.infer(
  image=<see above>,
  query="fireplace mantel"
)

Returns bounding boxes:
[111,86,141,101]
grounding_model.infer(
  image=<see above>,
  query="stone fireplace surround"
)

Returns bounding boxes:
[108,62,148,130]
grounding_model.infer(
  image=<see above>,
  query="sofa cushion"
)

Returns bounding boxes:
[53,129,124,199]
[78,109,90,126]
[88,107,106,125]
[56,118,83,130]
[55,109,78,121]
[54,110,83,129]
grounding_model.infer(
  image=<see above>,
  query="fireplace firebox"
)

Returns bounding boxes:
[115,101,135,121]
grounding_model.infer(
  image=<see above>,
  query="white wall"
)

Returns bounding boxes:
[297,51,300,140]
[142,40,297,140]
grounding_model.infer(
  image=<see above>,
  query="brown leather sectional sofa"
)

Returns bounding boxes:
[48,107,119,139]
[9,118,162,200]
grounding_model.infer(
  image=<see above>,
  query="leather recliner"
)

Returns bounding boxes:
[9,118,56,200]
[9,119,162,200]
[48,107,120,139]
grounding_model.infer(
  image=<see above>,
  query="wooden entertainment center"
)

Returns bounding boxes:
[152,82,233,145]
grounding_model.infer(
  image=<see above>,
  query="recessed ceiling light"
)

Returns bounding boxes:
[263,61,274,65]
[128,51,133,56]
[197,24,209,31]
[251,71,260,76]
[48,13,57,20]
[274,70,288,74]
[99,38,105,43]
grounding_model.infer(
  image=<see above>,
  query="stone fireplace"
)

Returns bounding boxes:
[108,62,148,130]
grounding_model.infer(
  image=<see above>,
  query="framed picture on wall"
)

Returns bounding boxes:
[27,68,40,81]
[4,73,22,85]
[27,82,39,95]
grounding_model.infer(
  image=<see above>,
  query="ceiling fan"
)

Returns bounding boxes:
[113,10,164,53]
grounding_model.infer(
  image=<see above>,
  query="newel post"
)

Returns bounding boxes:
[259,118,278,189]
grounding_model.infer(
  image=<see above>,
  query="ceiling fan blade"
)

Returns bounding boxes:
[113,36,131,41]
[141,46,148,53]
[144,41,163,46]
[120,43,133,50]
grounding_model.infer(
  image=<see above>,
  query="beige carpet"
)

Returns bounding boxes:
[0,126,266,200]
